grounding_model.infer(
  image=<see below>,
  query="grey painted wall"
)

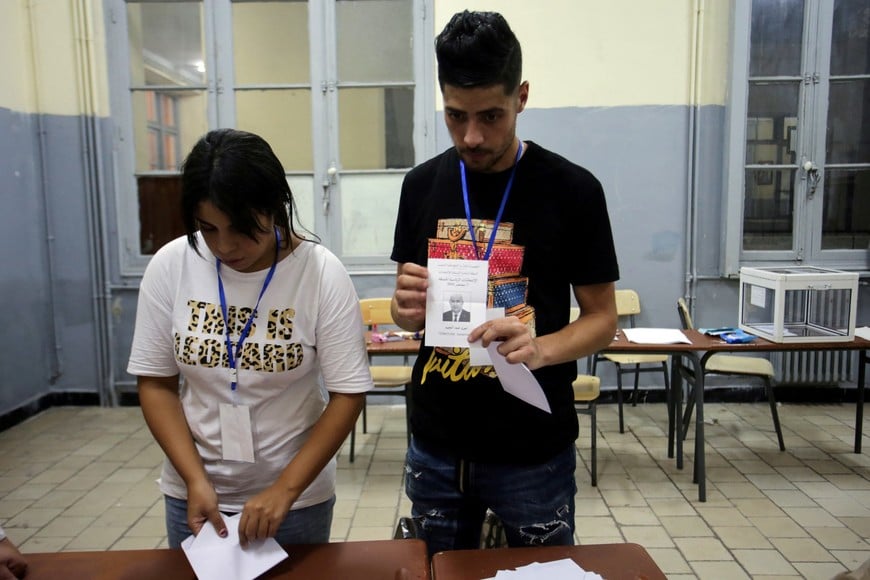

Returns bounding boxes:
[2,102,868,417]
[0,108,110,416]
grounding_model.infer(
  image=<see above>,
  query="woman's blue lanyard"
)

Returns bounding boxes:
[461,141,523,260]
[217,229,280,393]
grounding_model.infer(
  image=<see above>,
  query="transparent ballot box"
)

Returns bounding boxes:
[738,266,858,343]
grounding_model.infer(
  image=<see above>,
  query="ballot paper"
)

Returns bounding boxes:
[622,328,692,345]
[855,327,870,341]
[483,340,551,413]
[181,513,288,580]
[482,558,604,579]
[468,308,505,366]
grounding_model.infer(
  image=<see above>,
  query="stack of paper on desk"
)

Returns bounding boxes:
[181,513,288,580]
[482,558,603,579]
[622,328,692,345]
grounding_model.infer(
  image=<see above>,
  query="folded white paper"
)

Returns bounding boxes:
[623,328,692,345]
[483,340,551,413]
[181,513,288,580]
[483,558,604,579]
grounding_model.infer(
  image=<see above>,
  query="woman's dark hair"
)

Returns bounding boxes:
[180,128,309,252]
[435,10,522,94]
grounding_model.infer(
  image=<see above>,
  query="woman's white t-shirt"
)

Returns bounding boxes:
[127,234,372,511]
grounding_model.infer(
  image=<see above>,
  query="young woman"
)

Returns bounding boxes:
[128,128,372,548]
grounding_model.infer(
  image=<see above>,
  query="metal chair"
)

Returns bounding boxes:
[591,289,670,433]
[351,297,413,462]
[571,307,599,486]
[676,297,785,451]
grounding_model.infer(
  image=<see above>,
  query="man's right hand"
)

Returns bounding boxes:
[393,262,429,331]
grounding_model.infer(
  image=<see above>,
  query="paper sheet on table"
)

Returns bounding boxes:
[181,513,288,580]
[622,328,692,344]
[484,341,551,413]
[482,558,604,579]
[855,327,870,341]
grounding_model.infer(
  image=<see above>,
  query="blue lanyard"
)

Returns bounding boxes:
[461,141,523,260]
[217,229,280,392]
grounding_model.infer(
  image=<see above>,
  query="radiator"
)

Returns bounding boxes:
[773,350,854,384]
[770,284,856,384]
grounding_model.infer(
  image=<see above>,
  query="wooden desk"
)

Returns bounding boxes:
[365,332,422,357]
[430,543,666,580]
[23,539,431,580]
[599,330,870,502]
[685,330,869,451]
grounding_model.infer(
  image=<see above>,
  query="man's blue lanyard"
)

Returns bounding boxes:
[461,141,523,260]
[217,229,280,392]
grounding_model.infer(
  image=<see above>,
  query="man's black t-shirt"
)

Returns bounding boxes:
[391,141,619,464]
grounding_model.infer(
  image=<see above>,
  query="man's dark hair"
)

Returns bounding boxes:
[435,10,522,94]
[180,128,307,253]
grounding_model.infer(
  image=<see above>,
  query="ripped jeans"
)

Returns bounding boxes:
[404,438,576,556]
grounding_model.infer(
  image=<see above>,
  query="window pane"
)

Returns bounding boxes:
[235,90,313,172]
[743,168,795,250]
[132,91,208,173]
[340,173,405,257]
[831,0,870,75]
[821,169,870,249]
[750,0,804,77]
[338,87,414,170]
[127,2,205,87]
[827,80,870,164]
[336,0,412,82]
[745,83,800,165]
[232,1,310,85]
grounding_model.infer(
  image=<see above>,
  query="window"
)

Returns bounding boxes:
[146,92,181,171]
[107,0,432,273]
[724,0,869,274]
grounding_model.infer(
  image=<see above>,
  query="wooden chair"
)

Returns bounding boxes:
[676,297,785,451]
[591,289,670,433]
[351,297,413,462]
[571,307,599,486]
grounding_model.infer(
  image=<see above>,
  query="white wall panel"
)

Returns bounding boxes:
[433,0,730,108]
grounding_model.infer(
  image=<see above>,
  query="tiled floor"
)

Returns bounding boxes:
[0,401,868,579]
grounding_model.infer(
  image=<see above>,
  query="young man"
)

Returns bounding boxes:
[390,10,619,555]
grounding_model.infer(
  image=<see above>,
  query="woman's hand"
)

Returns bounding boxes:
[238,484,296,546]
[187,478,226,539]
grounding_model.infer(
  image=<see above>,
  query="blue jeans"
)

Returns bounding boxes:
[164,494,335,549]
[404,438,576,557]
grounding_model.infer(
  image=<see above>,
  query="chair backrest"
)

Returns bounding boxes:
[359,297,395,328]
[676,297,694,330]
[569,306,580,323]
[614,289,641,317]
[614,289,641,330]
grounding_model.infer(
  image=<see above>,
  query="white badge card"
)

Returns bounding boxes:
[219,403,255,463]
[425,258,488,348]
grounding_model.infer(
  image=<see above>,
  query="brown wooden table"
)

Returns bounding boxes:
[23,538,431,580]
[599,330,870,502]
[430,543,666,580]
[365,331,422,357]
